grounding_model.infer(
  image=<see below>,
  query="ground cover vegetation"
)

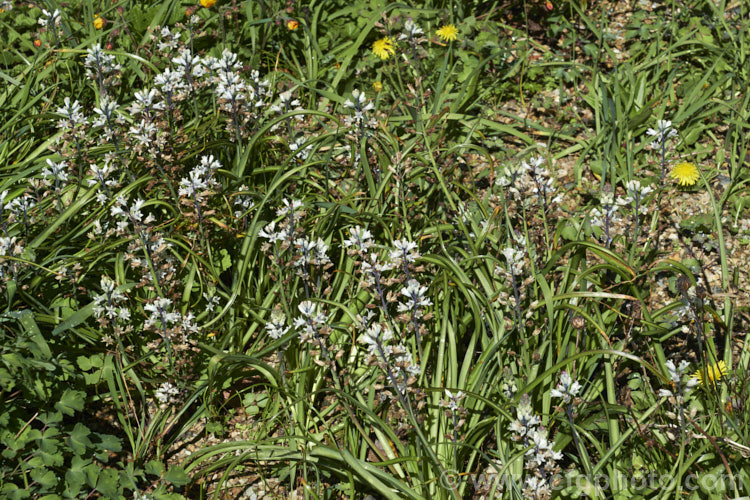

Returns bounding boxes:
[1,0,749,498]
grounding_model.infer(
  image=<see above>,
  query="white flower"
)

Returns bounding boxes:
[443,389,465,411]
[276,198,304,217]
[665,359,690,384]
[144,297,179,329]
[400,19,424,39]
[343,226,374,251]
[502,247,525,275]
[265,310,289,340]
[55,97,85,130]
[38,8,61,27]
[156,27,181,52]
[397,279,432,312]
[92,96,119,125]
[550,371,582,404]
[258,221,287,242]
[42,159,69,182]
[390,239,420,264]
[172,48,203,76]
[359,323,393,356]
[297,301,316,318]
[155,382,180,405]
[646,119,678,145]
[0,236,23,257]
[130,88,164,116]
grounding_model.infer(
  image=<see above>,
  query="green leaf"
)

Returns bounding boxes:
[30,467,58,490]
[1,484,31,500]
[55,389,85,416]
[146,460,164,476]
[94,468,120,497]
[16,310,51,360]
[219,248,232,271]
[65,456,92,497]
[52,301,96,336]
[67,423,93,455]
[164,465,190,486]
[77,355,94,370]
[94,432,122,453]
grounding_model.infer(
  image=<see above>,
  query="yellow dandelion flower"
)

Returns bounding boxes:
[436,24,458,42]
[373,81,383,92]
[94,14,104,30]
[200,0,216,8]
[372,37,395,60]
[670,162,700,187]
[692,360,728,386]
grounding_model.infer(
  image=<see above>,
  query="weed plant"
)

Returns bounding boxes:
[1,0,749,498]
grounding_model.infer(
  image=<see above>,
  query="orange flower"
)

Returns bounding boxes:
[287,19,299,30]
[34,39,42,48]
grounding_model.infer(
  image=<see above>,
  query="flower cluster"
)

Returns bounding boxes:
[92,276,131,342]
[294,300,332,355]
[178,155,221,221]
[2,192,36,232]
[440,389,467,444]
[588,191,623,247]
[207,49,271,140]
[657,359,699,441]
[154,382,181,408]
[399,19,425,43]
[494,245,533,322]
[38,8,61,28]
[342,232,428,403]
[342,89,377,130]
[143,297,199,349]
[501,247,525,276]
[55,97,86,134]
[84,44,122,93]
[0,235,24,284]
[265,307,290,341]
[259,199,333,295]
[646,119,678,147]
[110,196,176,291]
[269,90,305,129]
[550,371,582,405]
[622,180,654,216]
[509,394,563,500]
[359,323,421,399]
[495,157,562,211]
[233,184,255,223]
